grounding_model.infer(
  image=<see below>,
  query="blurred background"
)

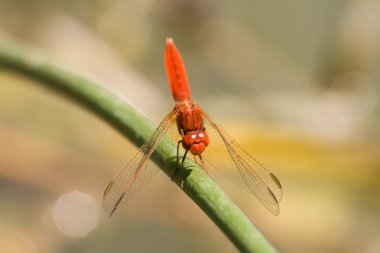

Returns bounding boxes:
[0,0,379,252]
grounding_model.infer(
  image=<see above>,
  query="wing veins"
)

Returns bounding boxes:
[199,109,282,214]
[103,108,179,216]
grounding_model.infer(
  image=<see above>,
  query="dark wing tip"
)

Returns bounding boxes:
[270,173,282,190]
[267,187,280,216]
[270,172,283,202]
[103,180,114,198]
[107,192,126,217]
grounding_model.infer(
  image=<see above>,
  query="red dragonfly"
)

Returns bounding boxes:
[103,38,282,216]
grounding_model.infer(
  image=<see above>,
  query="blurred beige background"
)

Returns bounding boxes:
[0,0,379,253]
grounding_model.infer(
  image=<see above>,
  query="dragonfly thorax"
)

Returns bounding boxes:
[182,130,209,155]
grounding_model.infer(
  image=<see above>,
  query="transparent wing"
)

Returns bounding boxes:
[199,109,283,215]
[103,108,180,217]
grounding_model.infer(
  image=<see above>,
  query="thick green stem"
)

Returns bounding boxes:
[0,39,278,253]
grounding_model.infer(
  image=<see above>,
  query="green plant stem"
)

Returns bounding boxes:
[0,39,278,253]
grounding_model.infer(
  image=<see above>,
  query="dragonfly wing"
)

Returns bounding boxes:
[103,108,179,216]
[199,109,283,215]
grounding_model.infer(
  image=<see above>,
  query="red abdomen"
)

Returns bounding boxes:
[165,38,191,102]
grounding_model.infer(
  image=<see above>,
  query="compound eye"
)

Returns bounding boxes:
[191,134,197,139]
[198,131,209,146]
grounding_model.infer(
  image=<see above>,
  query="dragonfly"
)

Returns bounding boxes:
[103,38,283,216]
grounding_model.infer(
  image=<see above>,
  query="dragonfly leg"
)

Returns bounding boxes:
[199,154,214,180]
[171,140,183,181]
[181,149,189,186]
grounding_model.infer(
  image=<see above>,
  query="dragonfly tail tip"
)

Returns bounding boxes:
[166,38,174,45]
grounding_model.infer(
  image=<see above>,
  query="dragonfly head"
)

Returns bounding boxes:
[182,129,209,155]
